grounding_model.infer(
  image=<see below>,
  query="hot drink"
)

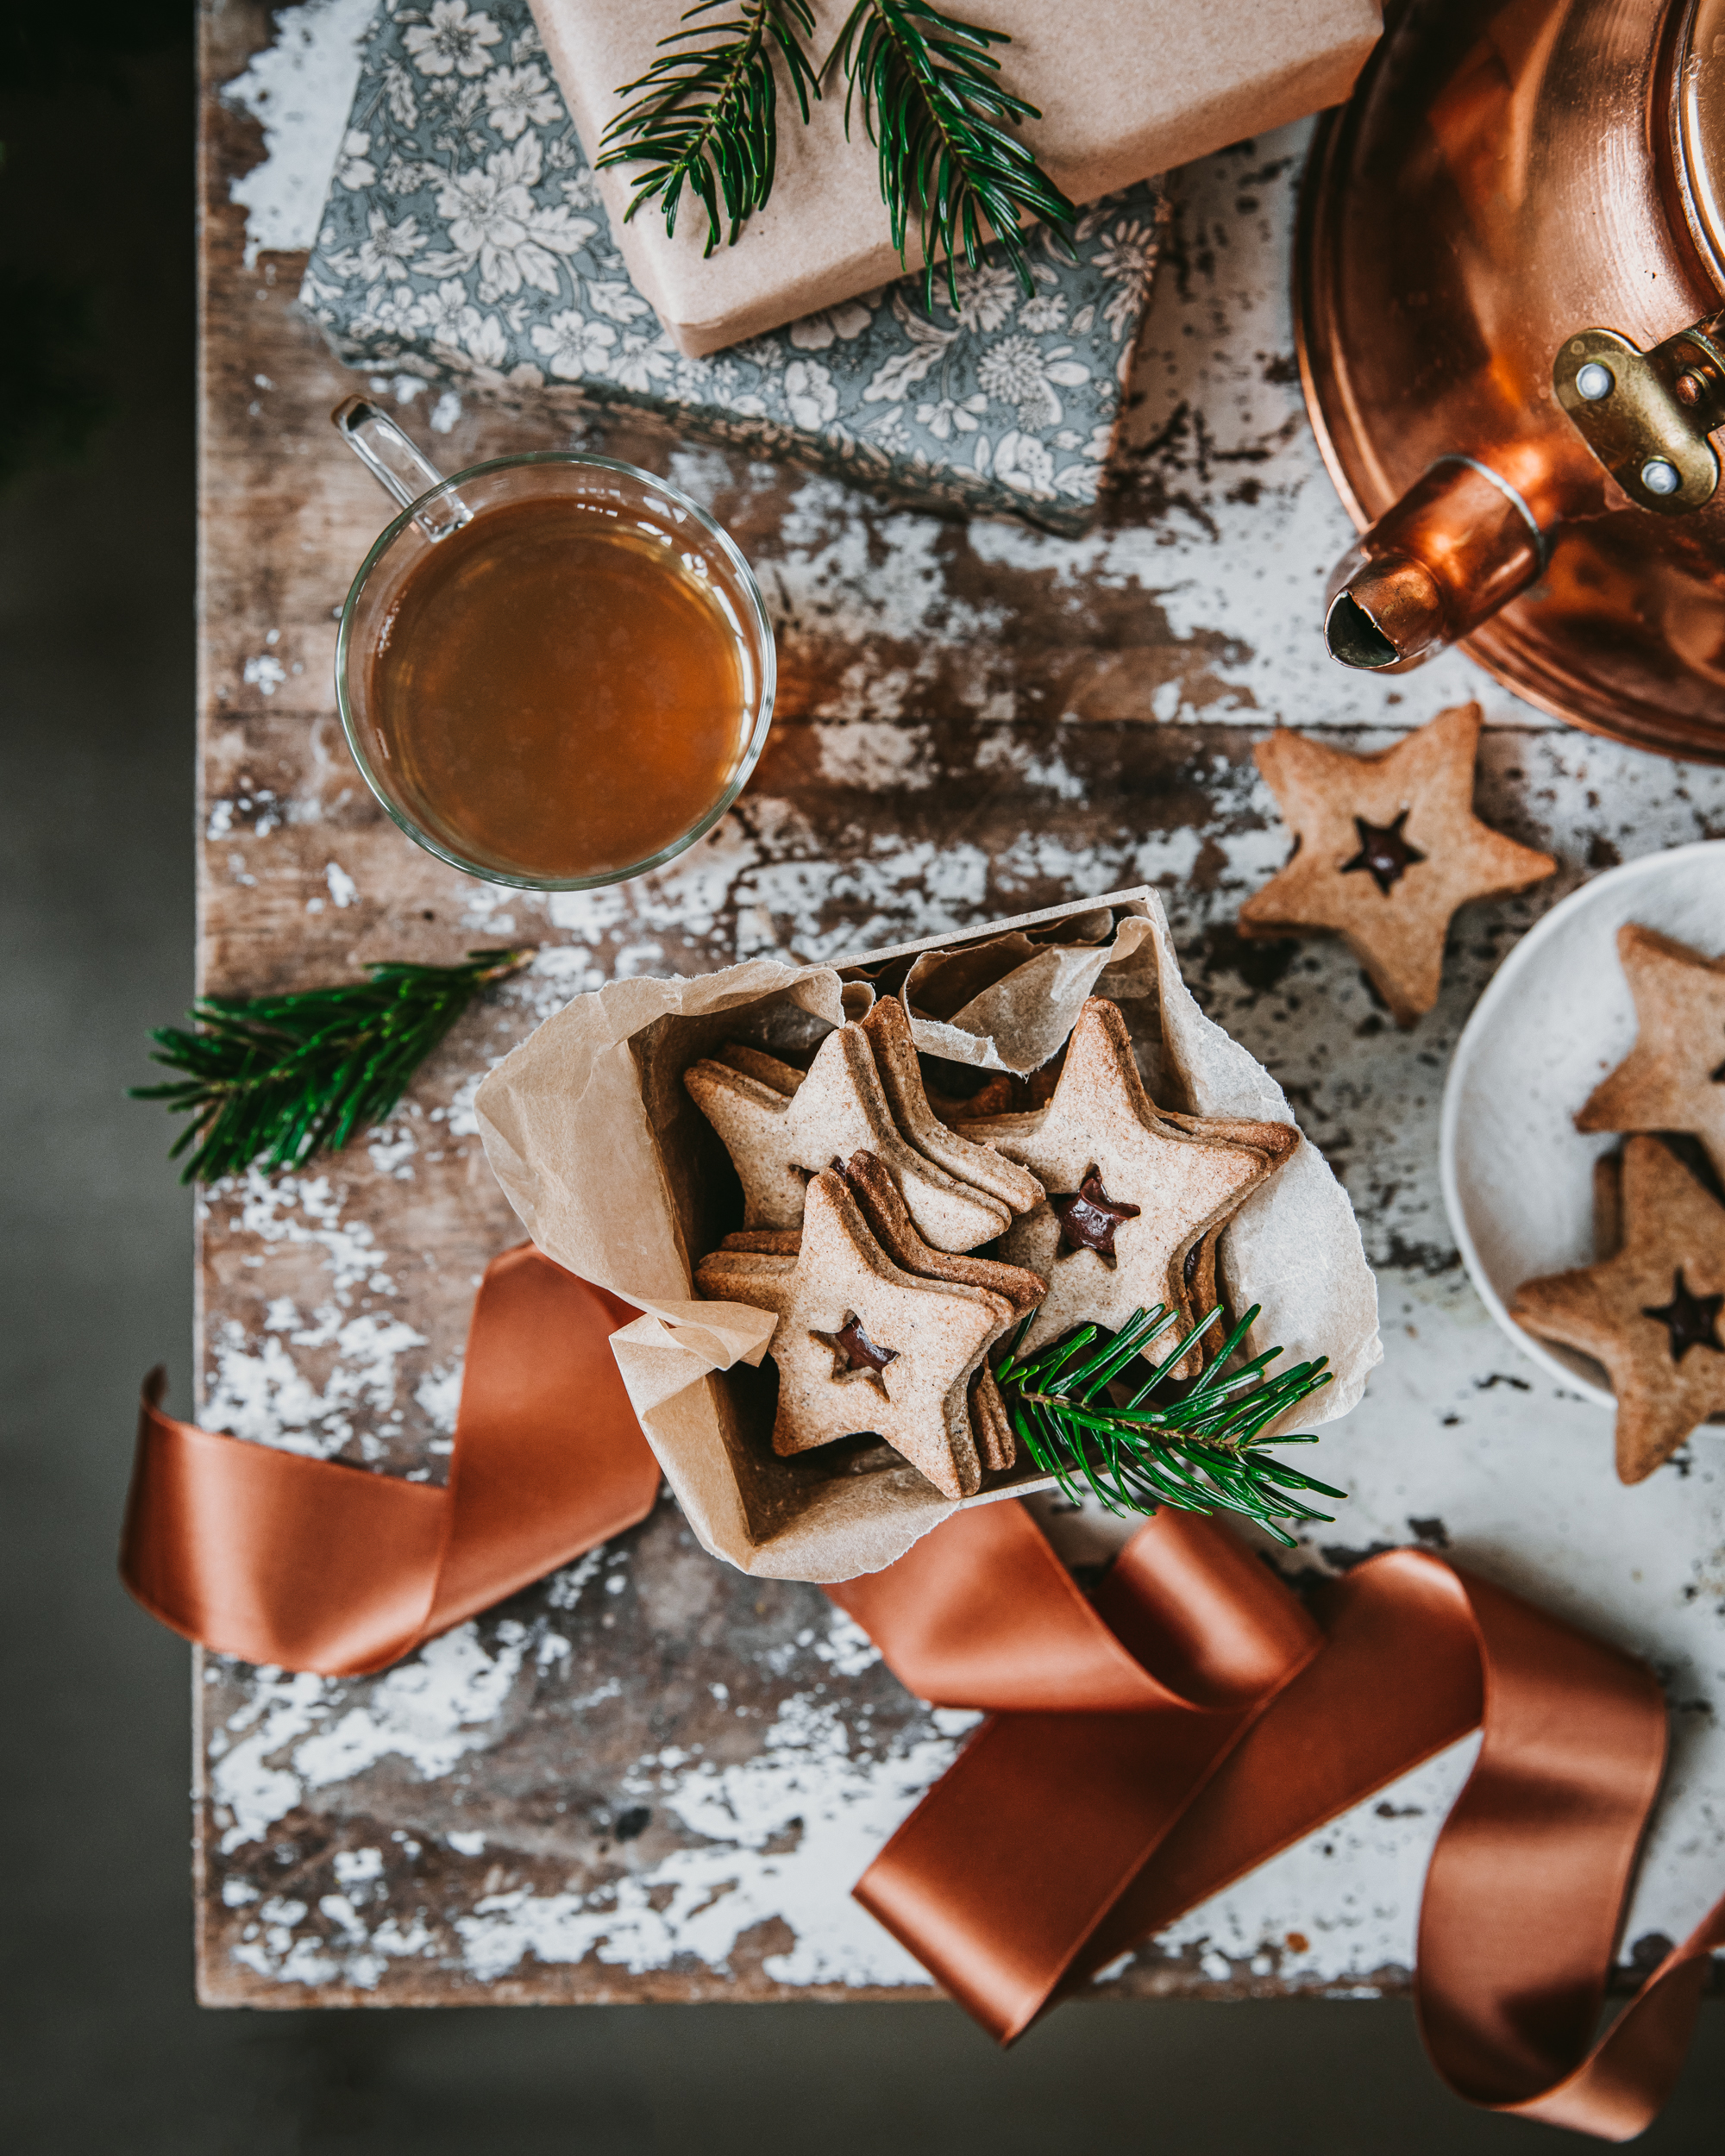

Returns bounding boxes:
[366,496,753,883]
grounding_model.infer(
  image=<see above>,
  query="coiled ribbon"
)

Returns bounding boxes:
[121,1247,1722,2137]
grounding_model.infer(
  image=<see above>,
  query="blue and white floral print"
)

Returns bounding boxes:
[301,0,1164,533]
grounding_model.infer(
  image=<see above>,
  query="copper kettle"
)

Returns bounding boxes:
[1298,0,1725,761]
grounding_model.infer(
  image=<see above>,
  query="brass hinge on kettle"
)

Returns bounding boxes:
[1553,313,1725,511]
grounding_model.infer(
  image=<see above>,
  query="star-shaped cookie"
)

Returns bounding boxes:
[859,994,1044,1217]
[1238,701,1555,1027]
[686,1023,1010,1251]
[841,1150,1044,1473]
[1512,1137,1725,1482]
[694,1169,1018,1499]
[1575,925,1725,1184]
[717,1151,1044,1475]
[954,998,1280,1360]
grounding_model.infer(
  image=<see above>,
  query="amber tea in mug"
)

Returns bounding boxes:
[336,424,775,890]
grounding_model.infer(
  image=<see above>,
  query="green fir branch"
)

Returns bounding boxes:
[996,1303,1343,1547]
[830,0,1076,310]
[598,0,820,253]
[131,950,534,1185]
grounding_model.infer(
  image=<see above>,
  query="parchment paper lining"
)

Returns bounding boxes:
[475,887,1381,1581]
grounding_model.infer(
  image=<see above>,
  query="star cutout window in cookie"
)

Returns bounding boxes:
[1576,924,1725,1187]
[1340,809,1427,895]
[1513,1138,1725,1482]
[693,1169,1019,1499]
[1641,1269,1724,1363]
[1238,701,1555,1027]
[819,1312,900,1383]
[1051,1171,1141,1262]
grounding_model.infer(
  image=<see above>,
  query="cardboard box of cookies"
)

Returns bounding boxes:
[474,888,1380,1582]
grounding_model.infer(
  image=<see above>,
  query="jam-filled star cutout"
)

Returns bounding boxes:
[1238,701,1554,1027]
[1051,1172,1141,1262]
[954,998,1287,1363]
[1641,1269,1724,1364]
[685,1020,1009,1251]
[1513,1138,1725,1482]
[819,1312,900,1382]
[1576,924,1725,1187]
[1340,809,1427,896]
[693,1169,1019,1499]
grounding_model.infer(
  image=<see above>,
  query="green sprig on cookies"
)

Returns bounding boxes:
[687,990,1339,1527]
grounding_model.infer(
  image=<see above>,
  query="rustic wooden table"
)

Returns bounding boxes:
[192,0,1725,2007]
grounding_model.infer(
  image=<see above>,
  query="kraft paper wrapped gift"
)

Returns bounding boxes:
[533,0,1383,354]
[473,888,1381,1584]
[298,0,1170,534]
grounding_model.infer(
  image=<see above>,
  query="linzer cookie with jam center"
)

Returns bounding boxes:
[695,1169,1023,1500]
[956,998,1290,1360]
[1512,1136,1725,1482]
[1238,702,1556,1027]
[715,1150,1046,1477]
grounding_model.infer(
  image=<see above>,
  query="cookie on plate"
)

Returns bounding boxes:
[1511,1136,1725,1482]
[1575,924,1725,1184]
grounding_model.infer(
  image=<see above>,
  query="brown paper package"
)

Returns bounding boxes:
[474,888,1380,1583]
[530,0,1383,354]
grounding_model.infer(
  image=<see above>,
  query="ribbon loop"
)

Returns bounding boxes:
[116,1257,1720,2136]
[119,1249,658,1677]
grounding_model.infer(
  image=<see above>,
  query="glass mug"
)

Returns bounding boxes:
[332,398,775,891]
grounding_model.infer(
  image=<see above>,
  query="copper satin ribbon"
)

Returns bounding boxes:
[122,1247,658,1675]
[120,1247,1722,2135]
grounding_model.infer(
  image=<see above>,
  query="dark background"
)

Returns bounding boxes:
[1,14,1719,2151]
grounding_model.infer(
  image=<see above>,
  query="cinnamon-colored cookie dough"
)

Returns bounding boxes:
[956,998,1282,1362]
[1512,1136,1725,1482]
[1238,702,1555,1027]
[694,1169,1019,1500]
[685,1022,1010,1251]
[1576,924,1725,1184]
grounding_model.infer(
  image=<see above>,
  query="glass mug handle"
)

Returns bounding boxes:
[331,395,472,541]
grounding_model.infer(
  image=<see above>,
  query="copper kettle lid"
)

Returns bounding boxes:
[1675,0,1725,288]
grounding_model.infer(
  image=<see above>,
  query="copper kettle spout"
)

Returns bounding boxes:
[1322,456,1547,671]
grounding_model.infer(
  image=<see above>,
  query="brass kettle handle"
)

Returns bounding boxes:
[1552,312,1725,512]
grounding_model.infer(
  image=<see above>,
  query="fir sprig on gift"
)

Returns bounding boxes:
[132,950,533,1183]
[597,0,821,254]
[831,0,1076,308]
[996,1302,1343,1546]
[599,0,1075,301]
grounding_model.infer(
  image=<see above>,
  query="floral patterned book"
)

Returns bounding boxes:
[299,0,1165,534]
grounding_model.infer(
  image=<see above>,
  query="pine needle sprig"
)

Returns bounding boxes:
[598,0,820,253]
[830,0,1077,310]
[132,950,534,1184]
[996,1302,1343,1547]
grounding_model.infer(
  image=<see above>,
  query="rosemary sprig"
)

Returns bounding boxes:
[597,0,820,253]
[131,949,533,1184]
[831,0,1076,309]
[996,1303,1344,1548]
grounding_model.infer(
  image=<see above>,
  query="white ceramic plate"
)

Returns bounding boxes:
[1440,840,1725,1406]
